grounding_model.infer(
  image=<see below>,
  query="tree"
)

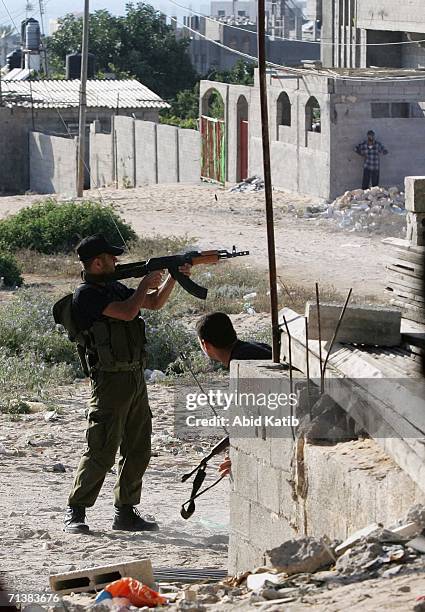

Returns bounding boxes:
[207,60,254,85]
[47,3,197,100]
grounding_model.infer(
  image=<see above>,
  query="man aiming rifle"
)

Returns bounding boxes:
[53,235,249,533]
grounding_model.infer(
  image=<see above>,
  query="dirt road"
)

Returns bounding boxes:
[0,184,390,300]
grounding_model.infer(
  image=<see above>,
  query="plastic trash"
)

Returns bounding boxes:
[95,577,167,608]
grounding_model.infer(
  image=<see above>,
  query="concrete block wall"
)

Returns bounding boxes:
[29,132,77,197]
[91,119,200,188]
[135,121,158,185]
[178,128,202,183]
[114,116,136,188]
[228,361,425,575]
[90,122,114,188]
[356,0,425,33]
[157,124,179,183]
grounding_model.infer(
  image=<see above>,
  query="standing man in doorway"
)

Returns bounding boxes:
[355,130,388,190]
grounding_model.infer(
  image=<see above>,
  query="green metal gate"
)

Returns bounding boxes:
[200,115,226,185]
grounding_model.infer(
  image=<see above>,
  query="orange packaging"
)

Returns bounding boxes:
[105,577,167,607]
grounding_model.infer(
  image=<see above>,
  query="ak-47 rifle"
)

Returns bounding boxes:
[165,323,230,519]
[83,246,249,299]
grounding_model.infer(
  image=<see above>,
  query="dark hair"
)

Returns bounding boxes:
[367,130,375,136]
[196,312,237,348]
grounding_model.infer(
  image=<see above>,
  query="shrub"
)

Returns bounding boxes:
[0,288,80,370]
[0,199,136,254]
[0,252,23,287]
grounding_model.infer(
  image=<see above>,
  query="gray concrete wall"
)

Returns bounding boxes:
[228,361,425,574]
[135,121,158,185]
[89,124,114,189]
[29,132,77,197]
[114,116,135,188]
[157,124,179,183]
[178,128,201,183]
[356,0,425,33]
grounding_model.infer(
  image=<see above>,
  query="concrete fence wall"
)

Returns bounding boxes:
[228,360,425,575]
[29,132,77,197]
[90,118,201,188]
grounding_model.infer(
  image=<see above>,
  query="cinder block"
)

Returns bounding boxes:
[50,559,154,595]
[270,437,294,472]
[306,302,401,346]
[232,449,259,503]
[229,491,251,537]
[228,533,264,575]
[257,462,281,514]
[406,211,425,246]
[405,176,425,213]
[29,131,77,197]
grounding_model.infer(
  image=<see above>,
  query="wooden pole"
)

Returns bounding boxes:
[77,0,89,197]
[257,0,280,362]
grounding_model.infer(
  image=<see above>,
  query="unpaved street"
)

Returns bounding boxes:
[0,381,229,594]
[0,184,391,300]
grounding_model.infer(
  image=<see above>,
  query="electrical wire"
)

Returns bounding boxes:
[167,0,425,47]
[164,10,425,82]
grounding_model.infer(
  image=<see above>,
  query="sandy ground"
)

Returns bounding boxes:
[0,380,229,596]
[0,184,390,300]
[0,184,422,610]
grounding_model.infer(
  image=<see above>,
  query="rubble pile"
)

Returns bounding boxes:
[47,505,425,611]
[297,186,407,235]
[228,177,264,193]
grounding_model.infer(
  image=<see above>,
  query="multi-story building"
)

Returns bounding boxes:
[321,0,425,69]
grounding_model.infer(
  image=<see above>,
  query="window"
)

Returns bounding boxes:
[391,102,410,118]
[371,102,411,118]
[371,103,390,118]
[218,10,225,16]
[238,10,246,16]
[276,92,291,137]
[306,96,321,133]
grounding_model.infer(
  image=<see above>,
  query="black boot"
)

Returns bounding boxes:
[112,505,159,531]
[64,506,90,534]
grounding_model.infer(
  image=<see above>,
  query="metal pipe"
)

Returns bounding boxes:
[77,0,89,197]
[321,288,353,387]
[315,282,324,392]
[257,0,280,363]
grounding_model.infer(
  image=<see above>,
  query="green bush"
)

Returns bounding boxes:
[0,288,79,370]
[0,199,136,254]
[0,252,23,287]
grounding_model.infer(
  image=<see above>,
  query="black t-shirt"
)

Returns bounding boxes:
[229,339,272,362]
[72,281,135,331]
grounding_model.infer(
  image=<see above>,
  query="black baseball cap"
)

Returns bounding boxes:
[76,234,124,262]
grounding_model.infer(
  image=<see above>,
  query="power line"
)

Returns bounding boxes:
[165,10,425,82]
[168,0,425,47]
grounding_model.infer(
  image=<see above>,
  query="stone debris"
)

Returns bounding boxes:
[148,370,166,383]
[266,536,335,575]
[292,186,407,235]
[228,176,264,193]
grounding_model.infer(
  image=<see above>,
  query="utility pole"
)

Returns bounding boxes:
[257,0,280,363]
[77,0,89,197]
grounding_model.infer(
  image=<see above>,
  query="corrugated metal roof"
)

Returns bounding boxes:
[3,68,34,81]
[0,78,169,109]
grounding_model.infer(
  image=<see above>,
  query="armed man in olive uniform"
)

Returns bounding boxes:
[63,235,191,534]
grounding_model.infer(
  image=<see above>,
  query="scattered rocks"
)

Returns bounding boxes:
[291,186,407,235]
[228,176,264,193]
[266,536,335,575]
[149,370,166,383]
[43,463,66,473]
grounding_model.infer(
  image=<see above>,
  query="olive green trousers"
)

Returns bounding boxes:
[68,368,152,508]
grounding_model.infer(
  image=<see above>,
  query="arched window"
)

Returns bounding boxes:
[237,95,249,181]
[276,92,291,139]
[201,88,225,120]
[306,96,321,133]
